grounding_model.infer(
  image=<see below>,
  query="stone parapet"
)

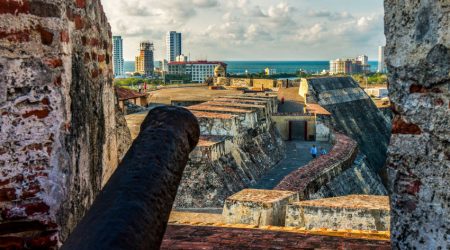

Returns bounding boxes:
[286,195,390,231]
[222,189,298,226]
[275,133,358,199]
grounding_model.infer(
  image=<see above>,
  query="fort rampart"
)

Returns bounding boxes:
[275,133,358,199]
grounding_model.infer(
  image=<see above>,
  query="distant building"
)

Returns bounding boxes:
[265,68,277,76]
[166,31,182,62]
[168,60,227,83]
[112,36,124,77]
[176,54,188,62]
[135,41,154,77]
[330,55,370,75]
[377,46,387,73]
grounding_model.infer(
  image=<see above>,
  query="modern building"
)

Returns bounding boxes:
[112,36,124,77]
[135,41,154,77]
[265,68,277,76]
[378,46,387,73]
[330,55,370,75]
[166,31,182,62]
[168,60,227,83]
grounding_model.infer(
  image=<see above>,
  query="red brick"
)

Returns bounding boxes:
[0,30,31,43]
[391,116,421,135]
[0,0,30,15]
[91,69,99,78]
[22,108,51,119]
[89,38,99,47]
[37,26,54,46]
[0,236,24,250]
[97,54,105,62]
[24,202,50,216]
[75,0,86,8]
[60,31,70,43]
[404,180,422,195]
[44,58,63,68]
[0,188,17,202]
[54,75,62,86]
[434,98,444,106]
[21,183,42,199]
[74,15,84,30]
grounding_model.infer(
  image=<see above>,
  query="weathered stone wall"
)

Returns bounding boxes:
[286,195,390,231]
[307,77,391,174]
[174,123,285,208]
[385,1,449,248]
[311,154,388,198]
[0,0,130,247]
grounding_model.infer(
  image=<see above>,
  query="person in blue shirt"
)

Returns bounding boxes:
[320,147,328,155]
[310,145,318,159]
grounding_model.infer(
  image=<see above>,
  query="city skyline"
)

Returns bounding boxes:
[103,0,385,61]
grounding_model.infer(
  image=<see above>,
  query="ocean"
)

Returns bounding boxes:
[124,61,380,75]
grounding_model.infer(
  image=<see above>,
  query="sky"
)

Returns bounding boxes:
[102,0,385,61]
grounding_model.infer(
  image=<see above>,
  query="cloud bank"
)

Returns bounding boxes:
[103,0,385,61]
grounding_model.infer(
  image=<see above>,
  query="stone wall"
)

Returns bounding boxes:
[306,77,391,174]
[385,1,449,248]
[311,154,387,199]
[0,0,130,247]
[286,195,390,231]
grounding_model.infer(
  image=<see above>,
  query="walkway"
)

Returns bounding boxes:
[251,140,331,189]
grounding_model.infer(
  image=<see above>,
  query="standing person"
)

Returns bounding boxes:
[310,145,318,159]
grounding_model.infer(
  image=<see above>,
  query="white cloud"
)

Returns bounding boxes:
[102,0,385,60]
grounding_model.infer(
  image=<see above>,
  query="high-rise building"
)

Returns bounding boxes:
[166,31,182,62]
[135,41,154,77]
[112,36,124,77]
[378,46,387,73]
[330,55,370,75]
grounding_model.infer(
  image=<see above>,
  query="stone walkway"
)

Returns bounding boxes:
[251,140,332,190]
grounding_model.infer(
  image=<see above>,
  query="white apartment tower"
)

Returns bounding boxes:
[378,46,387,73]
[112,36,124,77]
[166,31,182,62]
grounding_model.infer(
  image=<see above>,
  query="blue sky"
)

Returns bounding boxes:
[103,0,385,61]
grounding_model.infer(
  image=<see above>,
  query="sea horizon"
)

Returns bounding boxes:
[124,60,380,74]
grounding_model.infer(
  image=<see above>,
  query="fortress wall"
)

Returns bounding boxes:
[310,154,388,199]
[275,134,358,199]
[385,1,450,248]
[286,195,390,231]
[307,77,391,174]
[174,123,285,208]
[0,0,131,246]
